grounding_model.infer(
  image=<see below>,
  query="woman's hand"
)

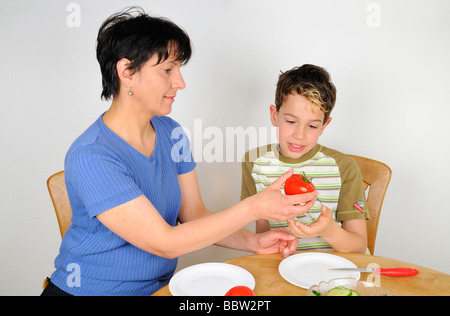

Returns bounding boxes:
[247,169,318,222]
[253,228,298,257]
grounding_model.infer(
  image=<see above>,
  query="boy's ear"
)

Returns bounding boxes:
[320,117,332,135]
[269,105,278,126]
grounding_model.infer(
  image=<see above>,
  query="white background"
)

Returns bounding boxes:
[1,0,449,295]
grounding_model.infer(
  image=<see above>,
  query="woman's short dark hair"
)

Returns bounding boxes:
[96,7,192,100]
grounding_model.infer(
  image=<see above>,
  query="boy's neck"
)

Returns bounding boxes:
[275,143,322,164]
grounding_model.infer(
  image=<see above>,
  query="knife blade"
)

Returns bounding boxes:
[329,267,419,277]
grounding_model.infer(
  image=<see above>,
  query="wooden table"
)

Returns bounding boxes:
[152,251,450,296]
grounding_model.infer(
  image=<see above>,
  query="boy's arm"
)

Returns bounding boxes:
[330,155,369,253]
[335,155,370,222]
[287,206,367,253]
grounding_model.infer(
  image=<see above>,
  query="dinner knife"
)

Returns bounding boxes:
[329,267,419,277]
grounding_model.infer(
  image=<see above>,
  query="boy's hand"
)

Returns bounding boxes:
[287,205,335,238]
[249,169,318,222]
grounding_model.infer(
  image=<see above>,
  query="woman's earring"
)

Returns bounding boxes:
[128,86,133,96]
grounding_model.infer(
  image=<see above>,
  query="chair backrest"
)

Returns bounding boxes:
[47,171,72,238]
[348,155,391,255]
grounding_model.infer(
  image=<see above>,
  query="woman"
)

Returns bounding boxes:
[42,7,316,296]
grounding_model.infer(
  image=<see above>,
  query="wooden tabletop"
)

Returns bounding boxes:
[152,251,450,296]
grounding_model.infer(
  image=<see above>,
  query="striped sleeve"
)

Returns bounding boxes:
[240,144,275,201]
[322,148,370,222]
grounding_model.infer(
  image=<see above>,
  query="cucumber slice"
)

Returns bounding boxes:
[326,286,359,296]
[327,287,352,296]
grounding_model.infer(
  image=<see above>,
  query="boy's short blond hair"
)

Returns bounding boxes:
[275,64,337,122]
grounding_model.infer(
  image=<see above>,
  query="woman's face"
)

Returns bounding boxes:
[131,53,186,117]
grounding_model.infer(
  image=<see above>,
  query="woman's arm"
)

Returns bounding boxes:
[255,220,271,234]
[97,169,316,259]
[177,170,298,255]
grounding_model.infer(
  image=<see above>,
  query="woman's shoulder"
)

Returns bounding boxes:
[65,116,116,167]
[67,118,103,154]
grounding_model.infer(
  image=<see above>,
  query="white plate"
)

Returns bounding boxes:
[279,253,360,289]
[169,262,255,296]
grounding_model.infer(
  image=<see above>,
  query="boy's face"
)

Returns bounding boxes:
[270,93,331,159]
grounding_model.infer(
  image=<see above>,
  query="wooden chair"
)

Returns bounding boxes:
[348,155,392,255]
[47,171,72,238]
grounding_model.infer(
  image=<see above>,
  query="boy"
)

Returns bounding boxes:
[241,64,370,254]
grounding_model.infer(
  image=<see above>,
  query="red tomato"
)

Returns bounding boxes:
[225,286,255,296]
[284,172,315,195]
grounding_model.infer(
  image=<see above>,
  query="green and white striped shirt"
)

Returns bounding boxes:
[241,144,369,251]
